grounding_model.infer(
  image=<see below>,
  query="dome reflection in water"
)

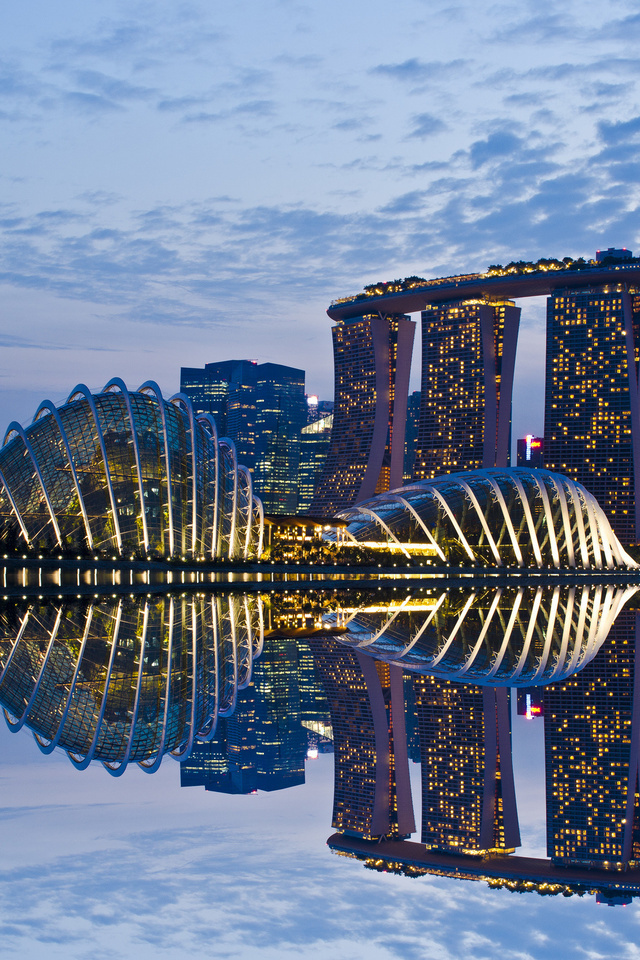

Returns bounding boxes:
[0,595,263,772]
[326,584,637,685]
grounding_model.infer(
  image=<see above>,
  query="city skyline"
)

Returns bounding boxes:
[2,1,639,450]
[2,2,640,956]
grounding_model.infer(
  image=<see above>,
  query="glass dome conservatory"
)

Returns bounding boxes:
[334,468,636,570]
[0,379,263,559]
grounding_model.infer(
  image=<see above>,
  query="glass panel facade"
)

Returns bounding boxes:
[0,383,263,560]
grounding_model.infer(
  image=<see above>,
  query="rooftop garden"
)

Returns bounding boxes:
[330,253,640,307]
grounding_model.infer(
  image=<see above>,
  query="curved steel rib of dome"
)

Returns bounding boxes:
[325,584,637,686]
[334,468,636,570]
[0,593,264,774]
[0,379,264,560]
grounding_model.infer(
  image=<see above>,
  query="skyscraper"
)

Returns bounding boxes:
[253,363,306,514]
[413,300,520,479]
[516,435,543,468]
[297,412,333,513]
[413,676,520,854]
[544,286,640,544]
[543,611,640,869]
[403,390,421,482]
[180,360,306,514]
[309,313,415,517]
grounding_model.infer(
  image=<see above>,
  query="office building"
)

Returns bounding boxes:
[180,360,306,514]
[544,611,640,869]
[413,676,520,854]
[404,390,421,481]
[544,286,640,544]
[309,313,415,516]
[516,435,543,468]
[516,688,544,719]
[414,300,520,479]
[252,363,306,514]
[298,413,333,512]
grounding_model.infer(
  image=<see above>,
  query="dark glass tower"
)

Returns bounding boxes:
[544,287,640,544]
[180,359,306,514]
[413,300,520,479]
[309,313,415,517]
[297,413,333,513]
[403,389,421,481]
[253,363,306,515]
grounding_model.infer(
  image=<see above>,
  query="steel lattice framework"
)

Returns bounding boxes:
[324,584,637,686]
[0,593,264,774]
[0,379,264,559]
[335,468,637,570]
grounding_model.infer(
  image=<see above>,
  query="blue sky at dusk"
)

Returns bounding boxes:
[2,0,640,443]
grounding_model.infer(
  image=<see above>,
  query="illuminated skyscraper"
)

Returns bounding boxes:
[543,611,640,869]
[180,359,306,514]
[297,413,333,513]
[310,313,415,516]
[403,390,421,481]
[544,287,640,543]
[309,638,415,840]
[516,435,543,468]
[253,363,306,514]
[413,676,520,854]
[413,300,520,479]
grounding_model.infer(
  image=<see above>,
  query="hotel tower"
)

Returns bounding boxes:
[544,286,640,545]
[413,300,521,479]
[309,313,415,516]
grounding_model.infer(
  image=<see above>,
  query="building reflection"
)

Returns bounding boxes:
[3,579,640,903]
[544,610,640,871]
[181,633,311,794]
[308,638,415,840]
[326,596,640,904]
[413,679,520,855]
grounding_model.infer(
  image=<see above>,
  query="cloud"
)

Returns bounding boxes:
[469,131,524,168]
[61,90,125,114]
[599,12,640,41]
[182,99,276,125]
[597,115,640,145]
[407,112,447,139]
[72,70,155,103]
[491,11,576,44]
[380,191,430,215]
[370,58,467,85]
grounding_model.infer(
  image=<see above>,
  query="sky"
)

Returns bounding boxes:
[2,0,640,444]
[2,711,640,960]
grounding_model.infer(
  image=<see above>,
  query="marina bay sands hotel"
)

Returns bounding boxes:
[310,251,640,546]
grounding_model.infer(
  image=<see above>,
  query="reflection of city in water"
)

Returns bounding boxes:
[2,575,640,905]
